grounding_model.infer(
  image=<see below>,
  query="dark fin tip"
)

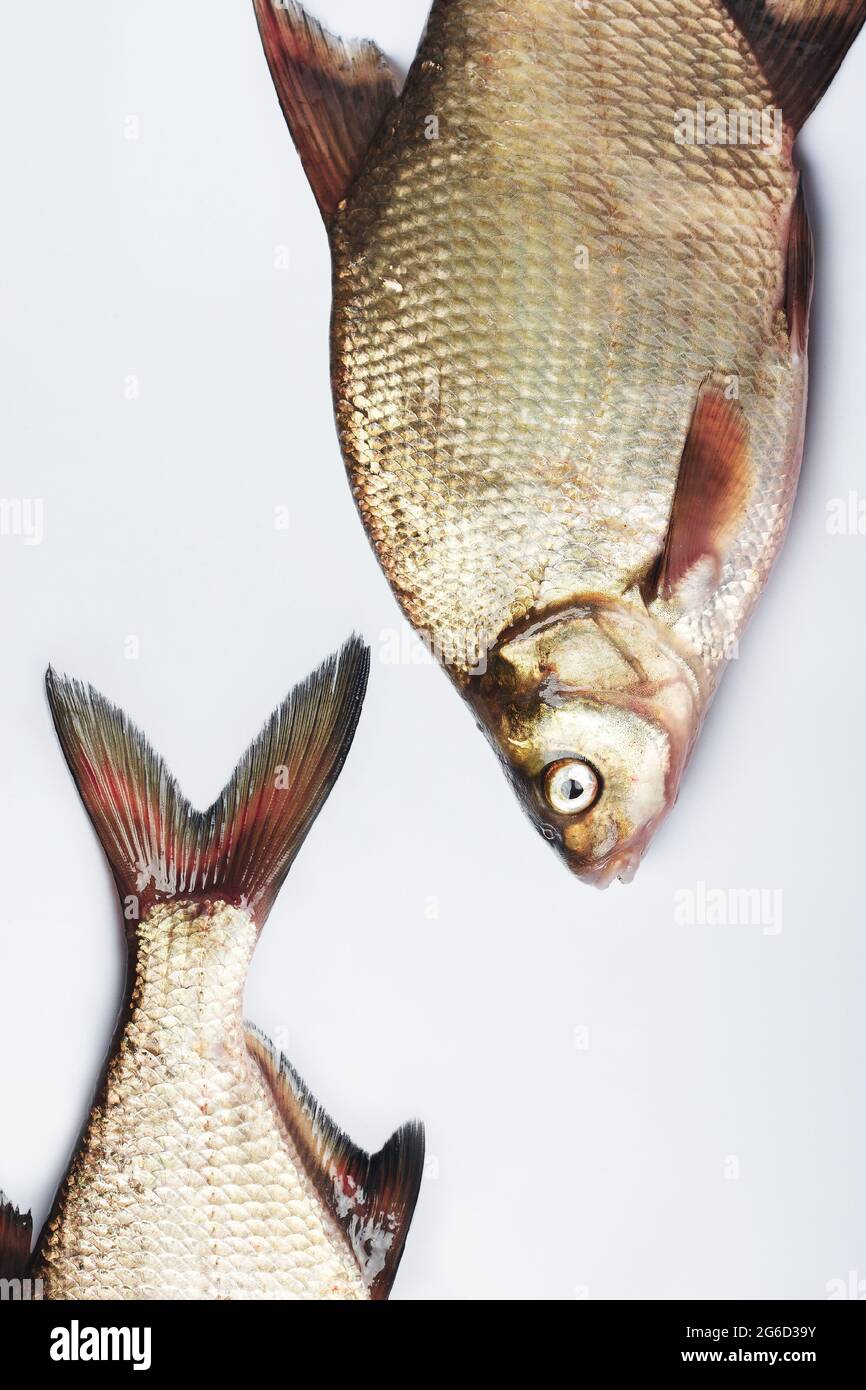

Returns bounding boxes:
[46,637,370,924]
[785,180,815,357]
[246,1026,425,1300]
[722,0,866,131]
[252,0,398,224]
[0,1193,33,1279]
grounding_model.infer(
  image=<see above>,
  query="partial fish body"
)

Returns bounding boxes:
[253,0,865,884]
[1,641,423,1300]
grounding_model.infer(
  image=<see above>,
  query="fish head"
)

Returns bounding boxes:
[468,601,706,887]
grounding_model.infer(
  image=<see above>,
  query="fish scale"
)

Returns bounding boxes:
[252,0,863,880]
[0,645,423,1297]
[334,0,797,673]
[37,904,366,1300]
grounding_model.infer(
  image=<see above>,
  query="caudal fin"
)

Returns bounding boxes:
[46,638,370,925]
[723,0,866,130]
[246,1026,425,1300]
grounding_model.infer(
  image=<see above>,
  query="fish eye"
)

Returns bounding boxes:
[543,758,601,815]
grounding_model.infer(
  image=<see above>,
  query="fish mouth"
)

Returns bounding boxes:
[563,846,644,888]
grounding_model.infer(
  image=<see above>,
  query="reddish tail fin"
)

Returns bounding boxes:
[46,638,370,924]
[252,0,398,224]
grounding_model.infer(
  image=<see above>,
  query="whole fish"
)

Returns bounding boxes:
[0,641,423,1300]
[253,0,864,885]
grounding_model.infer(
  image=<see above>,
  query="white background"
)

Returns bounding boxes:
[1,1,864,1301]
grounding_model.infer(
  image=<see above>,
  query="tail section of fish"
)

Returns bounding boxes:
[38,642,425,1300]
[45,637,370,929]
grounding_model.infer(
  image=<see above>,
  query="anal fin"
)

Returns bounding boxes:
[252,0,399,225]
[644,378,751,605]
[722,0,866,131]
[0,1193,32,1279]
[246,1026,424,1300]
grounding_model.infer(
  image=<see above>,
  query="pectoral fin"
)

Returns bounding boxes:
[644,379,751,605]
[722,0,866,131]
[247,1026,424,1300]
[252,0,398,225]
[0,1193,32,1278]
[785,180,815,358]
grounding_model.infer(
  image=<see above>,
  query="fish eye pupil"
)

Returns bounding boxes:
[543,758,601,815]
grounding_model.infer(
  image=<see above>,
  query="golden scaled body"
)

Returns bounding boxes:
[332,0,802,679]
[253,0,862,881]
[34,903,368,1301]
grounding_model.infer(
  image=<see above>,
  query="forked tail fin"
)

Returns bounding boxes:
[45,638,370,925]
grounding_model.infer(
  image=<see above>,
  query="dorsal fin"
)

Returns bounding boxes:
[246,1026,424,1300]
[252,0,398,225]
[0,1194,32,1279]
[644,378,751,605]
[46,638,369,924]
[785,180,815,358]
[721,0,866,131]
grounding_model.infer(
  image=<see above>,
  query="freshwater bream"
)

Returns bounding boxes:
[0,641,423,1299]
[253,0,865,883]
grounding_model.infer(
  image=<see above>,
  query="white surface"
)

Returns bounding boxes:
[1,1,864,1301]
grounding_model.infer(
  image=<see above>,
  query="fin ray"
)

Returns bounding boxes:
[46,638,370,922]
[646,378,751,604]
[252,0,398,224]
[246,1025,424,1300]
[0,1194,32,1279]
[722,0,866,130]
[785,180,815,357]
